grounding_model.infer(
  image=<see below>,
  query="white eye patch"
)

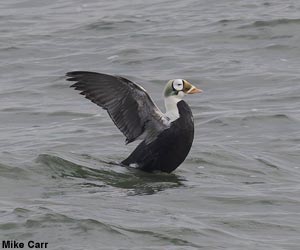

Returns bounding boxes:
[172,79,184,91]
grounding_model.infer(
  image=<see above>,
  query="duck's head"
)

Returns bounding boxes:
[163,79,202,120]
[164,79,202,99]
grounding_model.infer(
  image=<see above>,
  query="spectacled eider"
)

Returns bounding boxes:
[67,71,202,173]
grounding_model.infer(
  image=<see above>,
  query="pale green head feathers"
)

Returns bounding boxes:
[164,79,202,98]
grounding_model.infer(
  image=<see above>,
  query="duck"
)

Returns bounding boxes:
[67,71,202,173]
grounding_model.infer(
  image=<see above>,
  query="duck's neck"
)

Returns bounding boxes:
[164,95,182,121]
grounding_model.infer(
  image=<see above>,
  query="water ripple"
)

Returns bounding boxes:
[35,154,184,195]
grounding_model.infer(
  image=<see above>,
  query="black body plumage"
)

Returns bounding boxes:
[122,100,194,173]
[67,71,195,173]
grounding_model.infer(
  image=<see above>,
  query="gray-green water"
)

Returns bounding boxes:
[1,0,300,249]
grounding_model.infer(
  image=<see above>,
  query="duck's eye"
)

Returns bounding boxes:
[172,79,184,91]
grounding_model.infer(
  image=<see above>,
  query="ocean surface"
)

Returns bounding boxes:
[1,0,300,249]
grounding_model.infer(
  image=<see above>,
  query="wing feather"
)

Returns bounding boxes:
[67,71,168,143]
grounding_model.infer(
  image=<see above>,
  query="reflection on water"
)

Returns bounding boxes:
[36,154,184,196]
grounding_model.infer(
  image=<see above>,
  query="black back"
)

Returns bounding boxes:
[122,100,194,173]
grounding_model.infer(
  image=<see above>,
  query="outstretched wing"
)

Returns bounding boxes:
[67,71,168,144]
